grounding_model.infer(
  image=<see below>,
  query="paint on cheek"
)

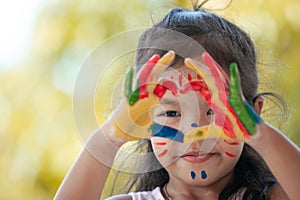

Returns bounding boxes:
[191,171,196,180]
[154,141,166,146]
[201,170,207,179]
[150,123,184,143]
[224,140,239,146]
[225,151,236,158]
[158,149,168,158]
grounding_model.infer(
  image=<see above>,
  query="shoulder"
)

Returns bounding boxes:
[268,183,289,200]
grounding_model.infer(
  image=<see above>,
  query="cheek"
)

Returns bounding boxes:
[151,137,183,166]
[222,139,244,160]
[151,138,171,161]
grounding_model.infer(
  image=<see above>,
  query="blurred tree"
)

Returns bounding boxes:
[0,0,299,199]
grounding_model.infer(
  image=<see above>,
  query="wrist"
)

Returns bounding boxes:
[84,123,123,168]
[100,116,127,148]
[245,122,276,155]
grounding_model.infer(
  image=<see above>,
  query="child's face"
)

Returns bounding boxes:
[151,65,244,186]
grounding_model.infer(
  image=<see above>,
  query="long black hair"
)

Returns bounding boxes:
[108,7,280,200]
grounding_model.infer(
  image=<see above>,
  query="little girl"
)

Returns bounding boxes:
[55,4,300,200]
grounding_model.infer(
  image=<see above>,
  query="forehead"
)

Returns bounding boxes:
[159,65,199,81]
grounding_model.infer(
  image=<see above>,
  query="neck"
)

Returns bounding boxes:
[165,171,233,200]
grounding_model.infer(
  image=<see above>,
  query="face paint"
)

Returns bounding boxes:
[158,149,168,158]
[185,54,250,140]
[224,139,239,146]
[154,141,167,146]
[152,84,169,99]
[150,123,184,143]
[191,123,199,127]
[159,73,210,100]
[191,171,196,179]
[179,81,210,103]
[151,65,247,142]
[201,170,207,179]
[151,123,236,143]
[225,151,236,158]
[157,80,178,96]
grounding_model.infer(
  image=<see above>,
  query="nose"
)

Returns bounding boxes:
[179,108,212,134]
[190,138,217,153]
[190,109,213,128]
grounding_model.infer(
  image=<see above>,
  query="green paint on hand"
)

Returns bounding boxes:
[129,87,139,106]
[229,63,262,135]
[124,67,134,102]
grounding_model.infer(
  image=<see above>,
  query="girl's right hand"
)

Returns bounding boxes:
[104,51,175,146]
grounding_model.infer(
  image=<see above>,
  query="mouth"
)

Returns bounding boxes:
[180,152,216,163]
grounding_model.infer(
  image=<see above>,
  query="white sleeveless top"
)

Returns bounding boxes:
[106,187,165,200]
[129,187,165,200]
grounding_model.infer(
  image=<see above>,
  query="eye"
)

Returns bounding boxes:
[207,109,214,115]
[163,111,181,117]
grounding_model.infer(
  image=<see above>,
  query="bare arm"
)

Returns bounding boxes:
[247,122,300,200]
[54,119,125,200]
[185,54,300,199]
[54,51,175,200]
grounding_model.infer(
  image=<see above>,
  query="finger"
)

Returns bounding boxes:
[201,53,230,108]
[185,57,230,136]
[136,54,161,100]
[229,63,262,135]
[124,66,134,103]
[229,62,243,100]
[148,50,175,83]
[138,54,161,86]
[202,52,229,88]
[184,58,216,91]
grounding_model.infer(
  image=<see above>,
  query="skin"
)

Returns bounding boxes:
[54,52,299,200]
[112,51,175,141]
[151,65,244,199]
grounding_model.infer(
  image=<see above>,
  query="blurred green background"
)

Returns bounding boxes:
[0,0,299,199]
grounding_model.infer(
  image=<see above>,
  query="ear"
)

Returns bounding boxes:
[253,95,264,115]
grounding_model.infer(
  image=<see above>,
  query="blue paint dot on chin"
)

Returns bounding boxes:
[191,171,196,180]
[191,123,198,127]
[201,170,207,179]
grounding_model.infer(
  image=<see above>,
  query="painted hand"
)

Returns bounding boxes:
[112,51,175,141]
[184,52,262,140]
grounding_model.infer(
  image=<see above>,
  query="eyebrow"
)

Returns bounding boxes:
[160,98,179,106]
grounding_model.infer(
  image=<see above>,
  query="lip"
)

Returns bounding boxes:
[180,152,216,163]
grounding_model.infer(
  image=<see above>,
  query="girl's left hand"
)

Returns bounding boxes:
[184,52,263,140]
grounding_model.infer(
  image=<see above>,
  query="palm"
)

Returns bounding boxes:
[112,51,175,140]
[185,52,262,140]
